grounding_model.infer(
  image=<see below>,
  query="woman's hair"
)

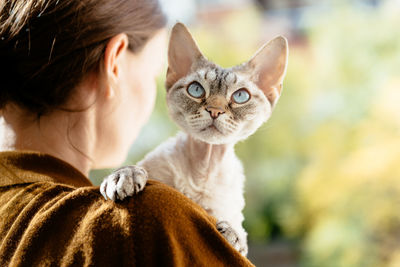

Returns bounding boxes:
[0,0,166,115]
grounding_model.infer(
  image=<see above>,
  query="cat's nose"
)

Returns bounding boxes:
[206,107,225,119]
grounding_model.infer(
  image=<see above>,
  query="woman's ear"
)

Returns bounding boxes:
[103,33,129,98]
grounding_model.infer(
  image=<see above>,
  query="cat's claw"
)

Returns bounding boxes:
[100,165,148,201]
[216,220,248,256]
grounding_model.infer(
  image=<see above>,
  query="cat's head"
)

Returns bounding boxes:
[166,23,288,145]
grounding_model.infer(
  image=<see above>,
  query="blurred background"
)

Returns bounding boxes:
[90,0,400,266]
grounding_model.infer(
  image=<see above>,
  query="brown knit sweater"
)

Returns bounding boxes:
[0,151,254,266]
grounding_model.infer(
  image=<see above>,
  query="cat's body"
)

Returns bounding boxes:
[100,23,288,256]
[138,132,247,247]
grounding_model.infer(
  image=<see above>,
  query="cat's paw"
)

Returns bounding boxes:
[216,220,248,256]
[100,165,148,201]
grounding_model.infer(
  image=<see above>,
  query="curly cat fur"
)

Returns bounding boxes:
[139,132,247,243]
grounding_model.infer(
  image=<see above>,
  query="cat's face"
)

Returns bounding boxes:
[167,64,271,144]
[165,23,288,145]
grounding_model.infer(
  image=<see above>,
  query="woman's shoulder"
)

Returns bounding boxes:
[0,150,214,227]
[0,149,251,266]
[0,179,252,266]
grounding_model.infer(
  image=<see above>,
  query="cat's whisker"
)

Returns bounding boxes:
[188,122,205,126]
[188,117,209,122]
[189,122,211,127]
[226,119,239,127]
[188,114,203,119]
[220,120,237,131]
[189,119,212,124]
[188,117,202,121]
[224,127,235,133]
[190,118,209,122]
[228,123,237,130]
[220,127,233,135]
[224,120,238,128]
[225,125,236,133]
[190,123,208,128]
[221,128,233,134]
[227,126,237,133]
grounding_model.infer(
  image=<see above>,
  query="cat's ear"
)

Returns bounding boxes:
[242,36,288,107]
[166,23,204,89]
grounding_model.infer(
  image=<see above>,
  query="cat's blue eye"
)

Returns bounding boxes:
[232,88,250,104]
[187,82,205,99]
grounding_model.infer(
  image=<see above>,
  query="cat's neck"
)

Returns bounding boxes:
[185,135,234,179]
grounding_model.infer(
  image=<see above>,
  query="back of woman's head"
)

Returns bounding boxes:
[0,0,166,116]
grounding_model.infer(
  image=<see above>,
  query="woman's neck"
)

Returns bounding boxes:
[0,106,95,177]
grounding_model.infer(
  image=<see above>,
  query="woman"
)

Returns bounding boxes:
[0,0,253,266]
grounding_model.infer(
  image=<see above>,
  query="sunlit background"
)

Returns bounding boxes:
[90,0,400,266]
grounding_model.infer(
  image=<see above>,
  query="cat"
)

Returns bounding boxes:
[100,22,288,256]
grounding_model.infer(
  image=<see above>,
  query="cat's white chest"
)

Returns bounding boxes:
[139,132,247,241]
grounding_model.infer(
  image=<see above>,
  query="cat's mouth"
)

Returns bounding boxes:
[201,124,223,134]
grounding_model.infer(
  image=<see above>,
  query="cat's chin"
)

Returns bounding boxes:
[189,127,238,145]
